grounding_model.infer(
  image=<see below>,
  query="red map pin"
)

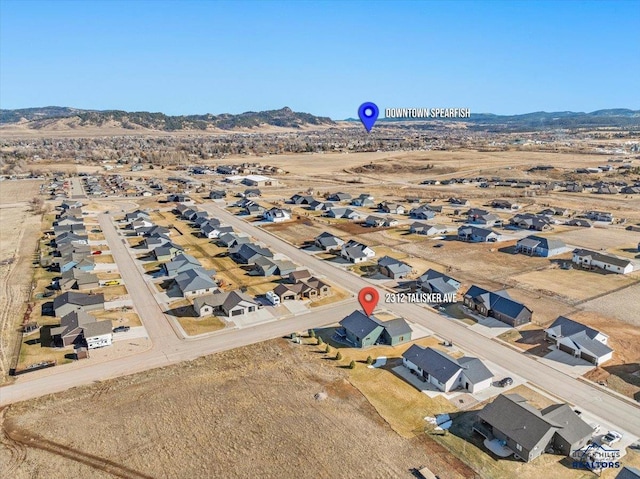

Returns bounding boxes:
[358,287,379,316]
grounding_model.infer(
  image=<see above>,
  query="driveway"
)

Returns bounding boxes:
[540,348,595,378]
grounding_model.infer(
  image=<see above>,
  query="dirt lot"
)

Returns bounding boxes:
[0,339,475,479]
[0,180,44,381]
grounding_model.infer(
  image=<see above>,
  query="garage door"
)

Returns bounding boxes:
[231,309,244,316]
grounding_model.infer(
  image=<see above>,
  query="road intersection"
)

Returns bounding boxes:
[2,202,638,442]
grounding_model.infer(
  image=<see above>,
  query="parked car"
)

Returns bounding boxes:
[104,280,120,286]
[433,243,444,248]
[498,377,513,387]
[602,431,623,445]
[113,326,130,333]
[92,250,102,255]
[265,291,280,306]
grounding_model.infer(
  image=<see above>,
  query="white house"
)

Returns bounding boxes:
[264,207,291,223]
[341,240,375,263]
[402,345,493,393]
[572,249,634,274]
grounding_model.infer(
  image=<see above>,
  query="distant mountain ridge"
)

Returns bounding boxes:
[372,108,640,129]
[0,106,335,131]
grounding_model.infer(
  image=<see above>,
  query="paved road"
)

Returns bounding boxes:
[200,203,640,436]
[0,213,358,405]
[2,205,639,439]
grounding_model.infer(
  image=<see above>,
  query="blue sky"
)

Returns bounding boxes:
[1,0,639,118]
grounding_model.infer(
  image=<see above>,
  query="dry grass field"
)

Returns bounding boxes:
[0,339,476,479]
[0,180,44,381]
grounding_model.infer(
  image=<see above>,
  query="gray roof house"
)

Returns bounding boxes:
[341,240,375,263]
[509,213,553,231]
[409,222,449,236]
[616,467,640,479]
[463,285,532,327]
[516,235,567,257]
[314,232,345,251]
[409,206,437,220]
[572,249,634,274]
[193,290,259,318]
[458,225,501,243]
[337,311,412,348]
[174,268,218,297]
[162,253,202,277]
[417,269,461,296]
[377,256,413,279]
[230,243,274,264]
[402,345,493,393]
[53,292,105,318]
[544,316,613,366]
[475,393,593,462]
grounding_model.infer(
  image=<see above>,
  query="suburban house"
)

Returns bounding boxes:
[273,275,331,301]
[417,269,461,296]
[544,316,613,365]
[242,174,278,187]
[53,292,105,318]
[352,194,375,207]
[457,226,501,243]
[50,310,113,349]
[243,188,262,198]
[162,253,202,277]
[515,235,567,257]
[174,268,218,297]
[409,208,436,220]
[193,290,259,318]
[463,286,532,327]
[379,202,405,214]
[314,232,345,251]
[307,200,325,211]
[326,207,363,220]
[565,218,592,228]
[337,311,412,347]
[539,207,569,217]
[327,192,352,202]
[377,256,413,279]
[449,197,469,206]
[290,194,315,205]
[491,199,519,210]
[251,257,297,277]
[230,243,273,265]
[264,207,291,223]
[201,222,234,239]
[616,467,640,479]
[218,232,251,248]
[586,211,613,222]
[466,209,502,227]
[402,345,493,393]
[341,240,375,263]
[59,269,100,291]
[474,393,593,462]
[209,190,227,200]
[152,243,183,262]
[572,249,634,274]
[242,203,265,216]
[509,213,553,231]
[409,222,449,236]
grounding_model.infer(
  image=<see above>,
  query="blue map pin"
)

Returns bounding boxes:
[358,102,379,132]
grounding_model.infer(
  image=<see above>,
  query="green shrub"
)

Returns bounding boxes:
[349,360,356,369]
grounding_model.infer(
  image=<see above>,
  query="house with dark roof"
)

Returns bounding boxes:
[402,345,493,393]
[515,235,567,257]
[379,202,405,214]
[509,213,553,231]
[337,311,412,348]
[314,232,345,251]
[458,226,501,243]
[251,257,297,277]
[409,206,436,220]
[466,208,501,226]
[209,190,227,200]
[290,194,315,205]
[572,249,633,274]
[417,269,461,296]
[218,232,251,248]
[351,194,374,207]
[463,286,532,327]
[474,393,593,462]
[53,292,105,318]
[544,316,613,365]
[193,290,259,318]
[327,192,352,202]
[229,243,273,265]
[564,218,592,228]
[377,256,413,279]
[616,467,640,479]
